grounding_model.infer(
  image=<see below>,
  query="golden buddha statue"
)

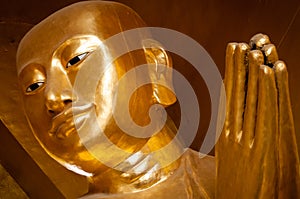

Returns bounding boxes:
[14,1,300,198]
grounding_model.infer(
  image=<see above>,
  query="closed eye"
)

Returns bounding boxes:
[66,52,89,68]
[26,82,44,93]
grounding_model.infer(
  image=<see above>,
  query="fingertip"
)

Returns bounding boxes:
[260,65,274,75]
[274,61,289,91]
[238,42,250,51]
[274,60,287,73]
[227,42,238,51]
[249,50,264,64]
[249,33,270,49]
[262,44,277,55]
[262,44,279,66]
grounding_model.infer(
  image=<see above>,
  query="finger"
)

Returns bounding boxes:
[230,43,249,142]
[262,44,279,67]
[249,33,270,50]
[254,65,278,198]
[241,50,264,147]
[223,42,238,137]
[255,65,278,147]
[274,61,300,198]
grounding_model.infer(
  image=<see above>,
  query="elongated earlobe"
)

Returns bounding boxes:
[143,40,177,106]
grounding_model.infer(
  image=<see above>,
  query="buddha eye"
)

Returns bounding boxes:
[26,82,44,93]
[66,52,89,68]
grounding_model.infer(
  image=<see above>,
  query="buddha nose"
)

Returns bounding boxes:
[45,67,75,116]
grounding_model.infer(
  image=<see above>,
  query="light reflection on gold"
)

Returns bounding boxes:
[16,1,193,195]
[10,1,300,198]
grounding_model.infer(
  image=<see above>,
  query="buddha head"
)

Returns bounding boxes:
[16,1,177,178]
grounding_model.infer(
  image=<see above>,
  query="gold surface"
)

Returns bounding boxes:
[15,1,215,197]
[0,21,88,198]
[1,0,300,153]
[0,0,299,197]
[216,34,300,198]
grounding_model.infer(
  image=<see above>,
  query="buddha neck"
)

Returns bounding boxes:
[87,117,184,194]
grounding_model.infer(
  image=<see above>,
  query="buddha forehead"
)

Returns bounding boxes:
[16,1,146,72]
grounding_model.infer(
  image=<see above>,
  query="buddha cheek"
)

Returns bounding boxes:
[23,94,85,157]
[23,94,52,146]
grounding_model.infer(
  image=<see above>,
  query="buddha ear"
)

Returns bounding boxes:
[143,39,177,106]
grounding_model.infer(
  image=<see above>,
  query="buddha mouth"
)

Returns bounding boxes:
[49,103,94,139]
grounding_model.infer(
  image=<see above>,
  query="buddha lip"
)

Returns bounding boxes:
[49,103,94,138]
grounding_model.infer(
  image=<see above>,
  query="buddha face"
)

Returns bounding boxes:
[16,2,175,175]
